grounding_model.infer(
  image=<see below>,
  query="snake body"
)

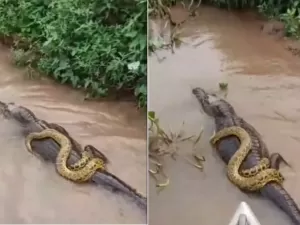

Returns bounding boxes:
[25,128,105,182]
[39,120,109,171]
[68,146,103,171]
[211,129,271,178]
[70,145,108,171]
[239,157,270,177]
[210,126,284,191]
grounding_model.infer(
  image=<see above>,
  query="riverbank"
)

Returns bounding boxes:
[0,0,147,108]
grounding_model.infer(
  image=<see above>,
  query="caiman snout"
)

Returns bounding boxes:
[0,100,8,111]
[0,101,11,118]
[192,87,219,102]
[192,87,211,97]
[192,87,219,116]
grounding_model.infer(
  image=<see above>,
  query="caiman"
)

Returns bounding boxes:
[192,87,300,225]
[0,101,146,211]
[2,102,109,163]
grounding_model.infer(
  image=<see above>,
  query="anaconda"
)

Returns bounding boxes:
[211,130,272,178]
[39,120,108,171]
[40,120,109,171]
[193,87,300,224]
[210,126,284,191]
[25,128,106,182]
[42,120,109,161]
[240,157,270,177]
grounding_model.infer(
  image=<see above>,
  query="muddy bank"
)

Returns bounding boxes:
[149,6,300,225]
[0,45,146,223]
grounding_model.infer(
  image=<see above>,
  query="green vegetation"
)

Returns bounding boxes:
[266,1,300,38]
[0,0,147,107]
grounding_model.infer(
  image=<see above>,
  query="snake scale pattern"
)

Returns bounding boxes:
[210,126,284,191]
[25,128,106,182]
[40,120,109,171]
[240,158,271,177]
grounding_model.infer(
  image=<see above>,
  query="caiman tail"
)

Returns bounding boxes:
[261,183,300,225]
[96,170,147,210]
[266,155,300,224]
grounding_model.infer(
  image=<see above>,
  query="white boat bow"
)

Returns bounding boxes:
[228,202,261,225]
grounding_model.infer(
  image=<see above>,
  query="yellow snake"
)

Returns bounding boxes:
[38,120,109,171]
[25,128,105,182]
[210,126,284,191]
[210,129,270,178]
[68,146,106,171]
[240,158,270,177]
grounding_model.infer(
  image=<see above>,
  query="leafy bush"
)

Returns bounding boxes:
[257,0,300,39]
[0,0,147,107]
[278,1,300,38]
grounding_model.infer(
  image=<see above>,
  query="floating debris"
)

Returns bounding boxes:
[148,110,205,191]
[219,82,228,90]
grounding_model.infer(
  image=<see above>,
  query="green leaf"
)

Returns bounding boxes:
[148,111,156,120]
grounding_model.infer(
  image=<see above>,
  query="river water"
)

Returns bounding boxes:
[149,6,300,225]
[0,45,146,223]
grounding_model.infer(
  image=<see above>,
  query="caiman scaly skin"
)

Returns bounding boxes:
[5,102,146,210]
[192,87,300,225]
[210,126,284,191]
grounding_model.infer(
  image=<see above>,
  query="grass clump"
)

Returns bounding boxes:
[148,110,205,191]
[0,0,147,107]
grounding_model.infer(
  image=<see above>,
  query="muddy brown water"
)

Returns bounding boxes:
[0,45,146,223]
[149,6,300,225]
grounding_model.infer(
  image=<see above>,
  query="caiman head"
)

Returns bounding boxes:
[0,101,28,123]
[0,101,9,116]
[5,102,39,125]
[192,87,236,118]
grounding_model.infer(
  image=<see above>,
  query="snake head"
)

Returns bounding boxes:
[192,87,236,118]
